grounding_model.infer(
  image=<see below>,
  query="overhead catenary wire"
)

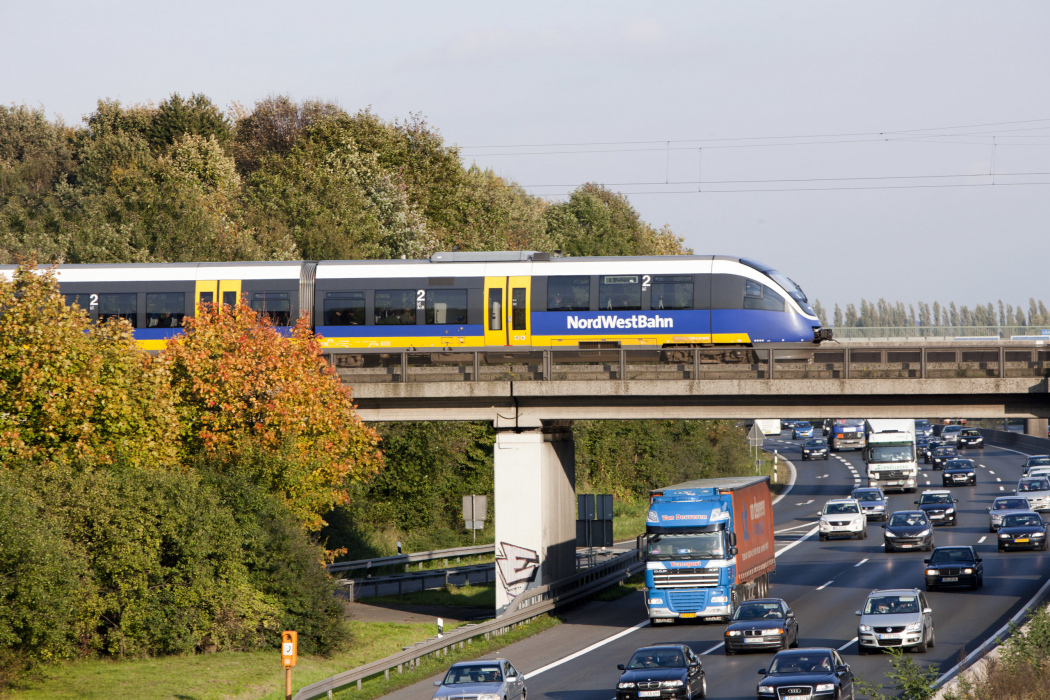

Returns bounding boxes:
[519,171,1050,189]
[529,181,1050,196]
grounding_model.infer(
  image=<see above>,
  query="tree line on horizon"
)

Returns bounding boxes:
[812,298,1050,329]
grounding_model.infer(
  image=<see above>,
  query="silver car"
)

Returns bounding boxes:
[433,659,526,700]
[1016,477,1050,512]
[940,425,963,443]
[856,589,934,654]
[989,496,1032,532]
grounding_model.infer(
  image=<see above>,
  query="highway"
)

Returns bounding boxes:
[382,432,1050,700]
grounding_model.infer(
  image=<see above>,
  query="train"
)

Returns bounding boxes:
[1,251,831,355]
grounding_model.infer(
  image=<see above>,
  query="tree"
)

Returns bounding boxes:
[164,301,383,528]
[146,93,231,152]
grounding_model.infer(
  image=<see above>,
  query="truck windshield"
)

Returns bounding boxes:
[648,532,725,559]
[868,445,913,463]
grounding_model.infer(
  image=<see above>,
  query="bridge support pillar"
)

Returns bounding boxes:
[1027,418,1049,438]
[493,422,576,614]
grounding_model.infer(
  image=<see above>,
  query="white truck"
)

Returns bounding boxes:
[864,419,918,493]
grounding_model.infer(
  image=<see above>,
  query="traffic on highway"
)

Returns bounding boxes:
[417,421,1050,700]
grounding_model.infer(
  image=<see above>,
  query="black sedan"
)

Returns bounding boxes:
[942,459,977,487]
[924,440,944,463]
[724,599,799,655]
[617,645,706,700]
[801,438,829,461]
[930,446,958,470]
[916,436,931,456]
[1023,455,1050,476]
[997,512,1050,552]
[757,649,854,700]
[915,491,958,526]
[957,429,984,449]
[925,546,983,591]
[883,511,935,552]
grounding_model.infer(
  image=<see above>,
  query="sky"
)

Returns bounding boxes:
[2,1,1048,313]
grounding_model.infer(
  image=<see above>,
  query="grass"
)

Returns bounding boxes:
[366,583,496,608]
[8,614,560,700]
[594,572,646,602]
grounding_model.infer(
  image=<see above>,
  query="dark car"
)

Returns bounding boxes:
[915,491,958,526]
[724,599,799,655]
[997,511,1050,552]
[914,419,933,438]
[1023,455,1050,476]
[925,546,983,591]
[942,459,977,487]
[957,429,984,449]
[801,438,829,461]
[851,487,888,521]
[916,435,931,455]
[923,440,944,464]
[930,446,958,470]
[616,645,706,700]
[757,649,854,700]
[883,511,935,552]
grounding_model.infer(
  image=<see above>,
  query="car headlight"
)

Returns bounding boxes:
[711,595,728,603]
[906,622,922,632]
[618,683,636,689]
[815,684,835,693]
[926,569,937,576]
[726,630,742,636]
[874,505,885,510]
[660,680,684,688]
[968,472,975,476]
[648,598,664,605]
[1000,533,1010,538]
[885,531,898,538]
[1034,533,1046,537]
[964,568,973,574]
[767,628,785,635]
[917,529,931,536]
[946,508,955,514]
[859,624,872,632]
[758,686,775,694]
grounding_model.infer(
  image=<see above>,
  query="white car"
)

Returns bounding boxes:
[1027,467,1050,480]
[1016,478,1050,512]
[819,499,868,541]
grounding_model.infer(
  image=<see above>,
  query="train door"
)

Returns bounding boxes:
[508,276,531,346]
[484,277,509,346]
[195,280,218,313]
[219,280,242,307]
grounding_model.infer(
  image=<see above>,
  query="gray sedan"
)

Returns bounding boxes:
[434,659,526,700]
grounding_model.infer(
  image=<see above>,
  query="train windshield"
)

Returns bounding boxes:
[740,258,815,316]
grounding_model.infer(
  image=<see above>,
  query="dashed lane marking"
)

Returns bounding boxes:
[1000,486,1005,491]
[989,471,995,475]
[795,500,815,506]
[524,619,650,679]
[838,637,858,651]
[855,558,869,567]
[996,478,1002,482]
[979,536,987,543]
[700,642,725,655]
[816,580,834,591]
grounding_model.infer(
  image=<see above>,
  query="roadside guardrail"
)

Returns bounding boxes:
[336,563,496,602]
[327,544,494,575]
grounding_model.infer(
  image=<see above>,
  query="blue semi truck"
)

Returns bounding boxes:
[644,476,776,624]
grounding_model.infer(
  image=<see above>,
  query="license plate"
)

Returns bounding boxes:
[680,613,696,618]
[942,577,958,582]
[1017,538,1030,543]
[639,691,661,697]
[744,637,765,643]
[892,481,904,485]
[954,476,967,480]
[879,634,899,640]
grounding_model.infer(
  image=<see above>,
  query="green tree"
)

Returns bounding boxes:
[146,92,231,151]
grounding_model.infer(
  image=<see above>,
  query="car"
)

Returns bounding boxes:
[1028,466,1050,480]
[1023,455,1050,476]
[924,546,983,591]
[756,648,854,700]
[801,438,829,461]
[792,421,814,439]
[940,425,964,444]
[930,445,958,470]
[851,487,888,521]
[997,511,1050,552]
[923,440,944,464]
[988,496,1032,532]
[782,420,798,430]
[882,511,935,552]
[819,499,868,541]
[434,660,526,700]
[942,459,977,487]
[856,589,935,654]
[1016,477,1050,512]
[916,435,931,456]
[723,599,799,655]
[914,490,958,526]
[914,419,934,438]
[616,645,706,700]
[957,429,984,449]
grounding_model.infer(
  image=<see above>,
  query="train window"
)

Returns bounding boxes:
[599,276,641,311]
[743,282,785,312]
[63,293,87,309]
[98,293,137,327]
[511,288,527,330]
[251,292,291,325]
[146,293,185,328]
[375,290,417,325]
[489,289,503,330]
[548,276,590,311]
[199,292,214,305]
[324,292,365,326]
[426,289,467,325]
[650,276,693,310]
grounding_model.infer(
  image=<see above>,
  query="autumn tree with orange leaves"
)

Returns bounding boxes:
[165,302,382,528]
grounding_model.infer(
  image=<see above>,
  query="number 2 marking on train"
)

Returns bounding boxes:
[416,289,425,309]
[642,275,651,290]
[89,293,99,308]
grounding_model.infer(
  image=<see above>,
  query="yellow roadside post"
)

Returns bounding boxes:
[282,630,298,700]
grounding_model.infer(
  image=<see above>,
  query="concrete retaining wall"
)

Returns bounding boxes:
[976,428,1050,454]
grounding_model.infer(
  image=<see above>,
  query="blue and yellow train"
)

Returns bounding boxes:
[2,252,829,353]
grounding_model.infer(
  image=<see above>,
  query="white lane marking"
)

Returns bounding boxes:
[776,527,820,558]
[823,474,829,478]
[996,478,1002,482]
[795,499,815,506]
[524,619,650,679]
[772,457,798,505]
[816,580,834,590]
[926,481,931,485]
[838,637,858,651]
[855,558,869,567]
[700,642,725,655]
[989,471,995,475]
[978,536,987,543]
[776,522,817,534]
[1000,486,1005,491]
[980,464,987,468]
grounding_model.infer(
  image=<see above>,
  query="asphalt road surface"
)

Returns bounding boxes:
[382,432,1050,700]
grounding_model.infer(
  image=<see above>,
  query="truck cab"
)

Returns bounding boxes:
[828,419,866,451]
[865,419,918,493]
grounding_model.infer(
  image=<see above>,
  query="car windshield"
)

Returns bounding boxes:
[921,494,952,504]
[934,447,955,456]
[804,439,826,448]
[1030,469,1050,478]
[627,650,685,669]
[962,430,981,437]
[1027,457,1050,466]
[1019,480,1050,492]
[915,420,931,427]
[647,532,724,559]
[443,665,504,685]
[864,595,920,615]
[796,422,811,429]
[943,427,962,434]
[768,653,833,674]
[945,461,972,469]
[852,490,882,502]
[929,548,974,563]
[824,503,860,514]
[994,499,1028,510]
[732,602,784,620]
[1003,514,1043,528]
[869,446,913,462]
[889,513,927,527]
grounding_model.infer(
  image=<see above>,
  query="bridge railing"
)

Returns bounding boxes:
[829,325,1048,339]
[326,346,1050,383]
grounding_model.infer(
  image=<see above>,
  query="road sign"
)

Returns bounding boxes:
[748,422,765,448]
[462,495,487,529]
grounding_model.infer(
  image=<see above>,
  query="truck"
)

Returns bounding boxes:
[643,476,776,624]
[826,418,867,451]
[754,419,782,436]
[864,419,918,493]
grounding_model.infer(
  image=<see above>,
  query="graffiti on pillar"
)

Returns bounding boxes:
[496,542,539,597]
